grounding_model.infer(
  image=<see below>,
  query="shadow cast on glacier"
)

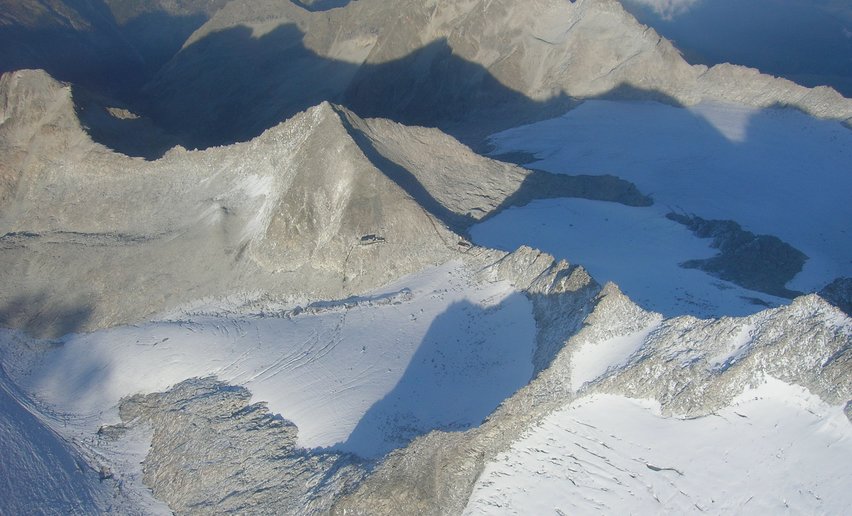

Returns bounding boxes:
[334,295,535,459]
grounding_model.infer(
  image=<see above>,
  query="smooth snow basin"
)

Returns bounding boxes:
[472,198,788,318]
[3,261,536,459]
[465,378,852,515]
[476,99,852,315]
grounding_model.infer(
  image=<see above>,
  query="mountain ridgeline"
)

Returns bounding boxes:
[3,0,851,154]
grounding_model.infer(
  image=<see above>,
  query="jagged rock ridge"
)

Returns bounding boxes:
[137,0,852,150]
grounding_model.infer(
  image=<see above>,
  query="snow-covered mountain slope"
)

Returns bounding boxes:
[463,287,852,515]
[1,261,536,459]
[0,245,602,514]
[3,240,846,514]
[1,0,851,512]
[0,82,852,514]
[0,368,153,514]
[331,284,851,515]
[473,99,852,317]
[465,382,852,515]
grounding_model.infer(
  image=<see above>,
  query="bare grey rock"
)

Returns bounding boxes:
[0,69,625,337]
[118,378,365,515]
[0,71,474,336]
[585,291,852,417]
[2,1,850,512]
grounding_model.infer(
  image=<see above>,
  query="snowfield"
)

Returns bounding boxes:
[473,198,789,318]
[1,261,535,460]
[474,100,852,316]
[465,378,852,515]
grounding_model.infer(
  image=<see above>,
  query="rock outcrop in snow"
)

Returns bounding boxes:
[587,292,852,415]
[114,378,365,514]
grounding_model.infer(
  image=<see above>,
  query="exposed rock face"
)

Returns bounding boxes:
[0,72,451,335]
[117,378,365,515]
[1,1,850,513]
[1,70,602,336]
[585,291,851,415]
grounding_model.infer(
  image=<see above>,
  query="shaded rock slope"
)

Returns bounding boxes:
[138,0,852,150]
[10,0,847,153]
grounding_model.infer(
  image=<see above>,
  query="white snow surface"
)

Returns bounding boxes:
[474,100,852,315]
[465,378,852,515]
[1,261,536,459]
[570,315,662,391]
[473,198,787,318]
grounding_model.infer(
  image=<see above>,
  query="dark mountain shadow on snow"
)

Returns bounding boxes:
[333,295,534,459]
